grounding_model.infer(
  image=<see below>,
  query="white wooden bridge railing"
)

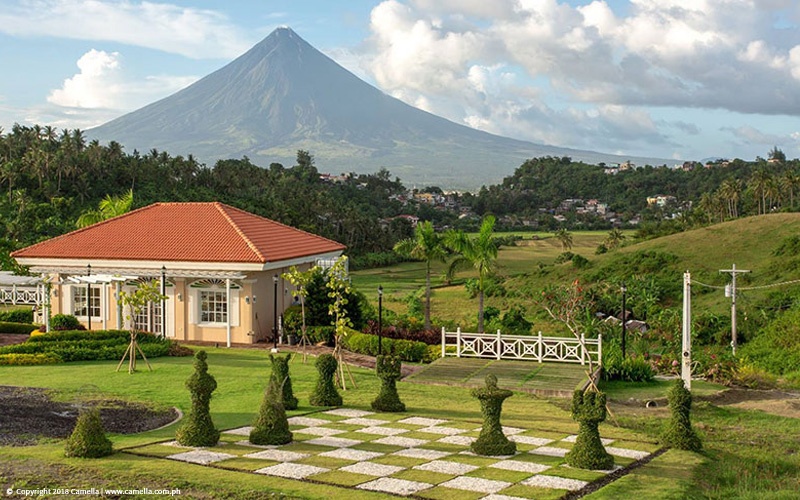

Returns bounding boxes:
[441,327,602,365]
[0,285,44,306]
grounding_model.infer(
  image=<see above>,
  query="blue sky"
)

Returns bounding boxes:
[1,0,799,164]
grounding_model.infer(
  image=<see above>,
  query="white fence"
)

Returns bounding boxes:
[0,285,44,306]
[441,328,602,365]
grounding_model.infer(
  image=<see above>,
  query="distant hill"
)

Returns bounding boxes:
[90,27,675,190]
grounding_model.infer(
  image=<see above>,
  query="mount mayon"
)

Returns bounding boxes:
[90,27,674,190]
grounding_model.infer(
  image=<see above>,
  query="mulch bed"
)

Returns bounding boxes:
[0,386,178,447]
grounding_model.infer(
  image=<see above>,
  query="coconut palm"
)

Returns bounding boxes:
[445,215,498,333]
[554,228,573,250]
[76,189,134,228]
[780,172,800,210]
[748,169,771,215]
[605,228,625,250]
[393,221,448,329]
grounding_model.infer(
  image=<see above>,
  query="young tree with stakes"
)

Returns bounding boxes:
[326,255,356,389]
[282,265,316,362]
[116,279,166,373]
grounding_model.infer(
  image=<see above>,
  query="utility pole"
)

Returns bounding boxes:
[682,271,692,390]
[720,264,750,356]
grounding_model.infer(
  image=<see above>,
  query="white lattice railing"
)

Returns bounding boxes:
[0,285,43,305]
[441,328,601,365]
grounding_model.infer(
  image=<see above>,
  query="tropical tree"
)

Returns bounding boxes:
[554,228,573,250]
[445,215,499,333]
[748,169,771,215]
[718,178,742,219]
[605,228,625,250]
[780,172,800,211]
[282,265,316,361]
[76,189,134,228]
[393,221,448,329]
[116,280,167,373]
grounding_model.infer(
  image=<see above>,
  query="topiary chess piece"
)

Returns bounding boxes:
[470,374,516,456]
[371,355,406,412]
[270,353,298,410]
[249,376,293,445]
[565,389,614,470]
[309,353,343,407]
[662,378,702,451]
[64,407,113,458]
[176,350,220,447]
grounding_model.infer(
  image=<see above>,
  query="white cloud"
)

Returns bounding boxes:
[0,0,252,59]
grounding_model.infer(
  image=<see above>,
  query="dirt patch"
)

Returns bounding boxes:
[0,386,178,447]
[0,333,29,347]
[701,388,800,418]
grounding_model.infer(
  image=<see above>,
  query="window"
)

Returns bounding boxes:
[200,290,227,324]
[72,286,100,317]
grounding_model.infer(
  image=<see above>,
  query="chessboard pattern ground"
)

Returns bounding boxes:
[131,408,658,499]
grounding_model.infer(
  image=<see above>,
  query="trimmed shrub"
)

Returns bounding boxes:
[343,332,432,363]
[176,350,220,447]
[64,407,113,458]
[306,326,335,346]
[249,377,293,446]
[602,353,655,382]
[0,352,62,365]
[0,330,170,363]
[167,341,194,357]
[0,308,34,323]
[470,374,516,456]
[51,314,83,331]
[661,379,702,452]
[309,354,342,407]
[0,321,38,334]
[270,354,298,410]
[371,355,406,412]
[565,390,614,470]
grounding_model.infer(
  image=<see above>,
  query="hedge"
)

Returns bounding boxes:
[0,308,34,324]
[342,332,434,363]
[0,321,38,334]
[0,352,63,365]
[0,329,171,362]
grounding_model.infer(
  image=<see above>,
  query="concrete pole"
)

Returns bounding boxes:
[682,271,692,390]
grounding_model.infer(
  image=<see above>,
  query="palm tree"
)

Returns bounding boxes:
[719,178,742,219]
[554,228,573,250]
[605,228,625,250]
[749,169,772,215]
[445,215,499,333]
[393,221,448,329]
[780,172,800,211]
[76,189,134,228]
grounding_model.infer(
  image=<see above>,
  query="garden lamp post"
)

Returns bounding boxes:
[273,274,279,348]
[378,285,383,355]
[86,264,91,330]
[621,282,627,359]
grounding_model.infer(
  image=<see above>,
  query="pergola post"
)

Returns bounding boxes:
[226,278,231,348]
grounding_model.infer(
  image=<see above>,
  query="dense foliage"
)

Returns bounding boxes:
[249,376,293,446]
[270,353,298,410]
[565,390,614,470]
[0,321,37,334]
[0,308,33,323]
[371,355,406,412]
[176,350,220,447]
[661,379,702,452]
[0,329,173,362]
[309,353,342,407]
[64,407,113,459]
[470,374,516,456]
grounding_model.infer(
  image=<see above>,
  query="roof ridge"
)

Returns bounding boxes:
[214,202,267,262]
[217,202,345,248]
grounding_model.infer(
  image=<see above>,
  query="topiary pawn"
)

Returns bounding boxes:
[270,353,298,410]
[565,390,614,470]
[662,378,702,452]
[64,407,113,458]
[176,350,220,447]
[470,374,516,456]
[309,353,342,407]
[249,376,293,445]
[371,355,406,412]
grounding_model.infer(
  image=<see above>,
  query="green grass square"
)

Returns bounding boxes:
[392,468,455,485]
[519,430,569,440]
[312,470,374,486]
[401,431,444,440]
[350,442,403,454]
[610,440,659,452]
[289,432,315,442]
[132,444,187,458]
[417,485,485,500]
[418,442,465,453]
[215,457,278,471]
[206,443,260,456]
[497,484,565,500]
[446,421,482,431]
[336,431,381,442]
[371,455,428,468]
[466,467,533,483]
[325,422,366,432]
[515,453,564,466]
[513,442,537,452]
[218,433,246,443]
[613,456,636,467]
[296,455,355,469]
[386,422,426,431]
[542,465,605,482]
[280,442,335,453]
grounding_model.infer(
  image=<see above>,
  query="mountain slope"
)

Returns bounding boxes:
[90,27,674,189]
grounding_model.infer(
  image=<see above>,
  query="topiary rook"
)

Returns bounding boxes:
[249,376,293,445]
[371,355,406,412]
[64,407,113,458]
[470,374,516,456]
[309,353,342,407]
[175,350,220,446]
[565,390,614,470]
[661,378,702,452]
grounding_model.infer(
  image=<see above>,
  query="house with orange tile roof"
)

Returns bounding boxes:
[11,202,345,347]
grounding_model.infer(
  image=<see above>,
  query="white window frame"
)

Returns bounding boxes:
[71,285,101,319]
[188,280,239,328]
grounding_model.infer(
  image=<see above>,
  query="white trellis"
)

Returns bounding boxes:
[0,285,43,305]
[441,328,602,365]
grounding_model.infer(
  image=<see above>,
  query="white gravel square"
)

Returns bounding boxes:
[287,416,329,427]
[373,436,428,447]
[437,435,476,445]
[161,440,192,448]
[482,495,531,500]
[167,450,235,465]
[413,460,478,475]
[397,417,448,426]
[324,408,375,418]
[296,426,346,436]
[529,446,569,457]
[489,460,551,474]
[522,475,588,491]
[243,449,309,461]
[510,435,555,447]
[438,476,511,493]
[223,426,253,436]
[319,448,384,461]
[606,447,649,460]
[392,448,452,460]
[417,426,467,436]
[501,426,527,435]
[236,440,277,449]
[357,426,408,436]
[255,463,328,479]
[562,434,614,445]
[340,417,390,426]
[357,477,432,496]
[305,436,362,448]
[341,461,405,476]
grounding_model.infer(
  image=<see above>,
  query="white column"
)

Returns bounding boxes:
[226,278,231,348]
[682,271,692,390]
[115,282,122,330]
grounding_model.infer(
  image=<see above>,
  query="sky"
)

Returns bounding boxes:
[1,0,799,163]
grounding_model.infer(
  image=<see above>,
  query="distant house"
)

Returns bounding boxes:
[646,195,677,207]
[11,202,345,346]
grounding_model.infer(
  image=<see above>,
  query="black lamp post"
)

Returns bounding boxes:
[273,274,279,348]
[86,264,91,330]
[621,282,627,359]
[378,285,383,355]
